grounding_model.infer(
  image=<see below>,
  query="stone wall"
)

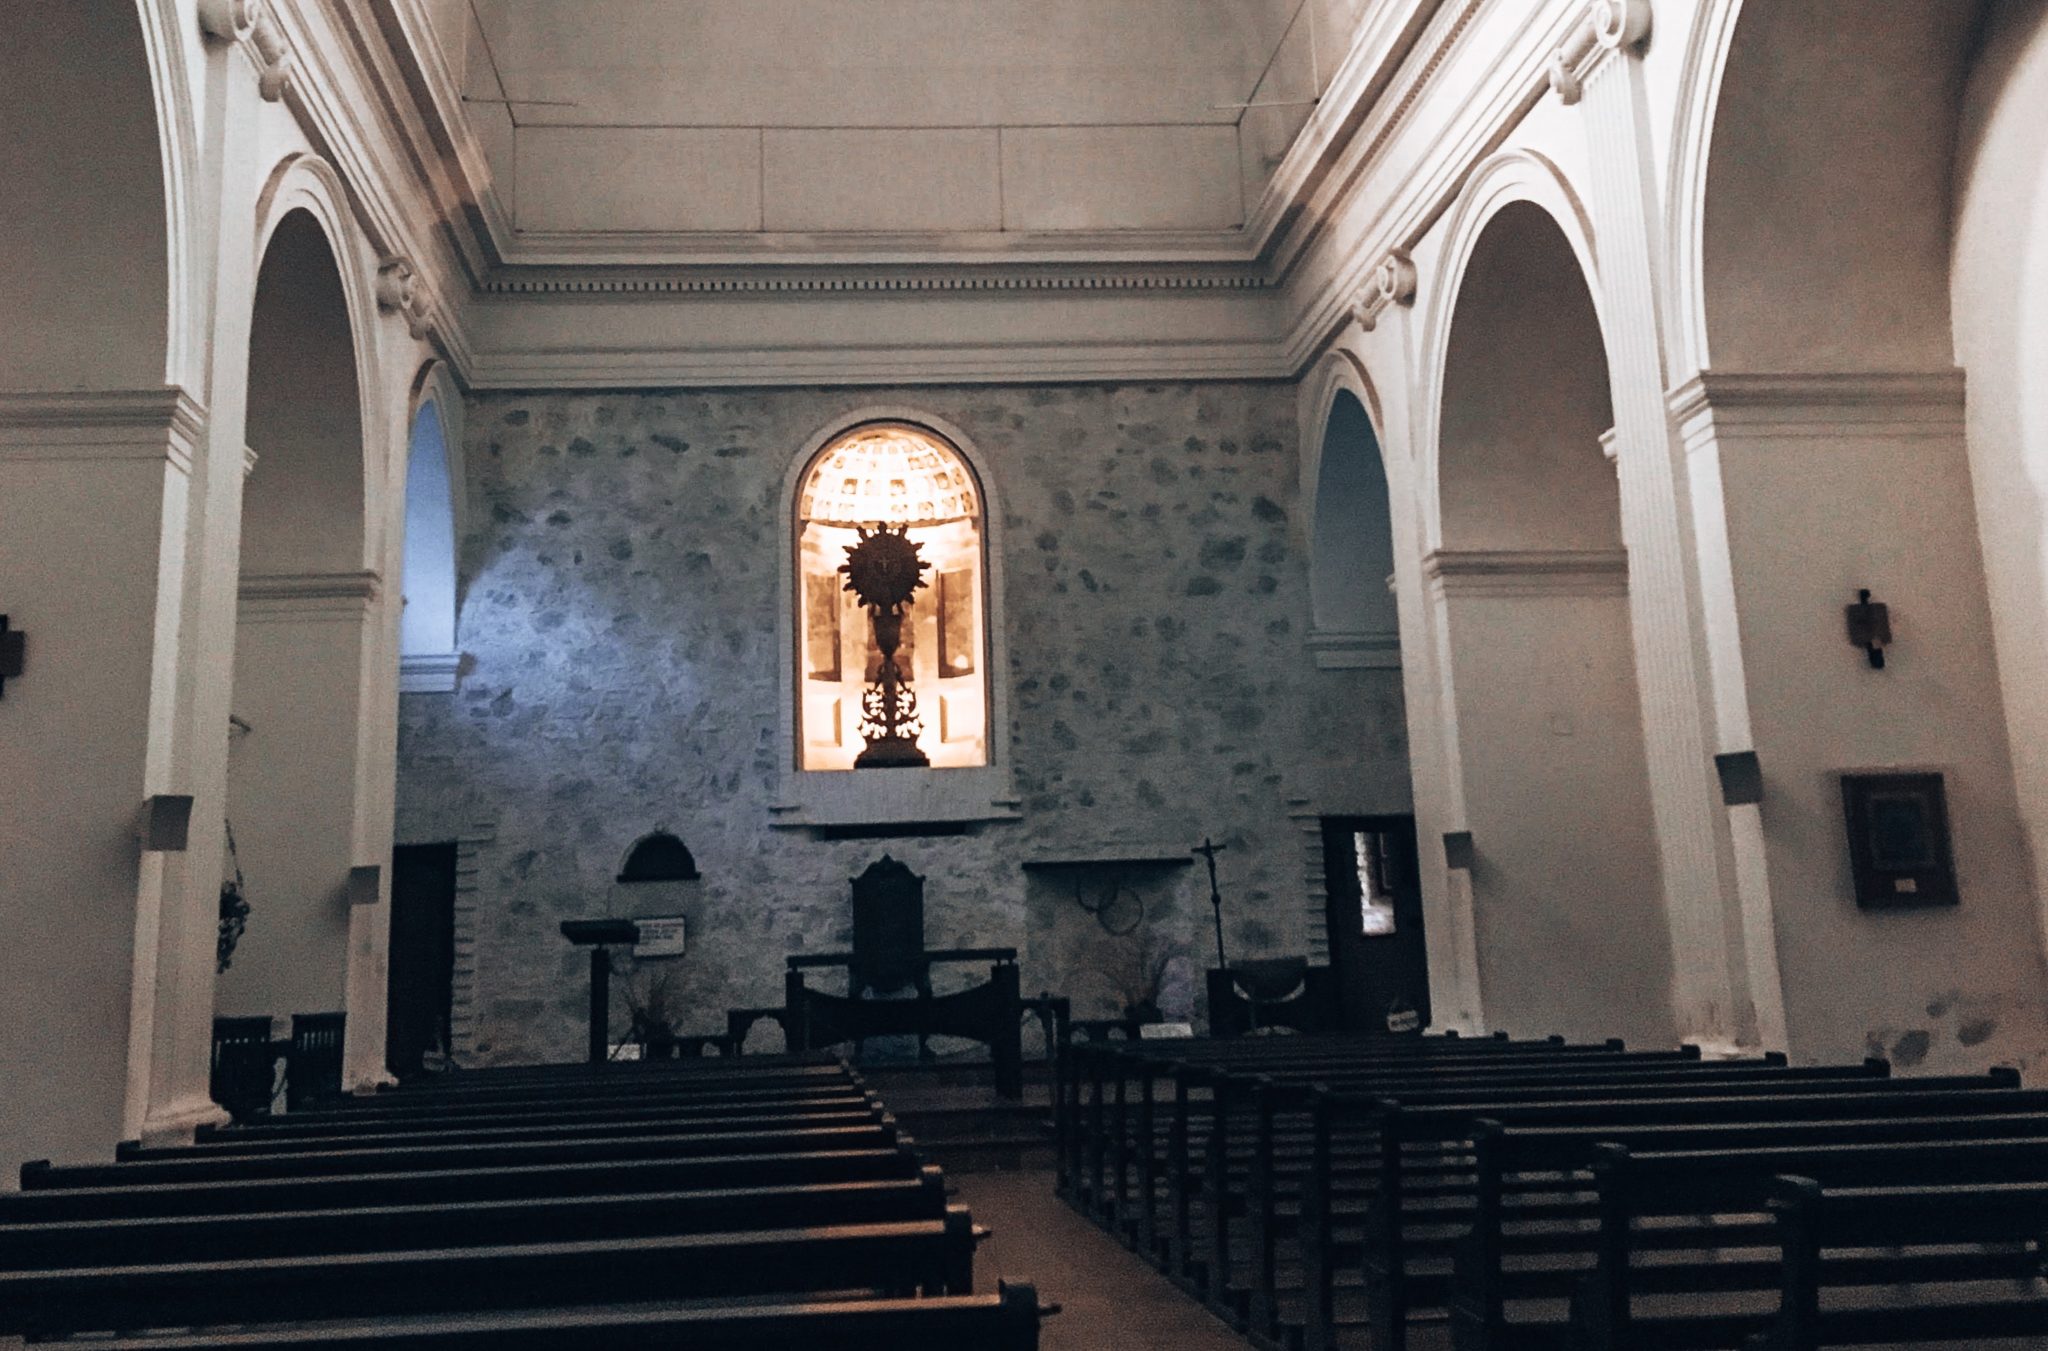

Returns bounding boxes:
[395,382,1411,1065]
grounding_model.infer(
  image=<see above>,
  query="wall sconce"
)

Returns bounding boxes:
[1845,589,1891,669]
[0,615,24,697]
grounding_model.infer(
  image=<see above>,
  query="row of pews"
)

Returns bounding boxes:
[1057,1030,2048,1351]
[3,1053,1052,1347]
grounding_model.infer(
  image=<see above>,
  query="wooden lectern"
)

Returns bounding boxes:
[559,918,640,1062]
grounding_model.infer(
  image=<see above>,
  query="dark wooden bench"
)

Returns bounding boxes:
[1455,1120,2048,1350]
[1341,1073,2036,1351]
[1736,1170,2048,1351]
[0,1144,927,1222]
[0,1210,979,1338]
[25,1118,906,1188]
[0,1168,953,1268]
[56,1283,1049,1350]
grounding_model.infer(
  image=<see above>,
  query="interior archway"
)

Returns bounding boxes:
[0,0,170,391]
[218,209,373,1033]
[1433,201,1675,1043]
[400,399,460,691]
[1309,389,1399,667]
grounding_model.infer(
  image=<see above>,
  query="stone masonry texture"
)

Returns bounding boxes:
[396,383,1411,1065]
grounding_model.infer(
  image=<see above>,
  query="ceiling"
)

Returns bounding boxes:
[417,0,1367,254]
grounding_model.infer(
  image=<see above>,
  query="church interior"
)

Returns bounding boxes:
[10,0,2048,1346]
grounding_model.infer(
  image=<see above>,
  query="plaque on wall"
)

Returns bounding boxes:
[1840,771,1958,910]
[634,915,688,957]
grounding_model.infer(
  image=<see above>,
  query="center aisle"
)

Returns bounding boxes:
[954,1171,1258,1351]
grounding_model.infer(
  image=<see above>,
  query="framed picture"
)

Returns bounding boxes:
[1840,771,1958,909]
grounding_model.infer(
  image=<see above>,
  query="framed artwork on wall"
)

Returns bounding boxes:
[1839,771,1958,910]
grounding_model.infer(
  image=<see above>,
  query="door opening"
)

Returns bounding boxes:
[387,841,457,1079]
[1321,816,1430,1033]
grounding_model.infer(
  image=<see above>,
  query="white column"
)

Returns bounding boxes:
[0,390,207,1165]
[1554,1,1777,1050]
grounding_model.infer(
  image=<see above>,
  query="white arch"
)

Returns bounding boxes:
[1663,0,1746,384]
[1413,150,1604,553]
[1299,354,1401,667]
[251,152,391,572]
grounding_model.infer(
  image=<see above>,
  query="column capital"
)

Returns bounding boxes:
[0,387,206,473]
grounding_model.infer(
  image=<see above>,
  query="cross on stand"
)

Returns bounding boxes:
[1193,836,1228,972]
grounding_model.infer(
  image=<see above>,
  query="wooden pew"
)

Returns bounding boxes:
[1564,1166,2048,1350]
[23,1118,906,1188]
[1456,1121,2048,1350]
[1191,1061,1895,1327]
[1338,1073,2036,1351]
[0,1210,980,1338]
[54,1283,1050,1351]
[0,1168,953,1267]
[0,1144,927,1223]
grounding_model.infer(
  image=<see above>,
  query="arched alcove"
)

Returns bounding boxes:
[1431,200,1675,1044]
[1697,1,1980,373]
[1308,389,1400,669]
[0,0,170,391]
[618,830,700,884]
[400,398,460,692]
[219,207,375,1028]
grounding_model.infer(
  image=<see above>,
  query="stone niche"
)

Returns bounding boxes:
[394,382,1411,1065]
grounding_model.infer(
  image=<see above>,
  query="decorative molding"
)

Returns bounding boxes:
[1549,0,1652,105]
[1354,250,1419,332]
[1423,548,1630,598]
[1669,371,1967,445]
[1308,627,1403,670]
[201,0,292,102]
[481,267,1271,298]
[0,388,206,474]
[242,445,259,479]
[1598,425,1620,464]
[237,570,381,621]
[377,257,432,339]
[399,651,460,694]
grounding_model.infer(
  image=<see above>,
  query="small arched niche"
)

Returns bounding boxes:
[1309,389,1401,669]
[794,422,990,771]
[399,397,460,693]
[617,830,700,884]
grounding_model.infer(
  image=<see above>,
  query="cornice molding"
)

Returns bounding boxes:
[1308,627,1404,670]
[1669,371,1967,443]
[399,651,460,693]
[0,388,207,473]
[1423,547,1630,597]
[238,570,382,621]
[1548,0,1653,105]
[479,268,1272,298]
[464,337,1292,391]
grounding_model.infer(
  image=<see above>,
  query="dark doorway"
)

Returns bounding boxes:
[387,842,458,1079]
[1321,816,1430,1033]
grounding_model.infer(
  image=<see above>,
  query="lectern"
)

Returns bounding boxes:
[559,918,640,1062]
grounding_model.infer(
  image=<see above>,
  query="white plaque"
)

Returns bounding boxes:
[634,915,687,958]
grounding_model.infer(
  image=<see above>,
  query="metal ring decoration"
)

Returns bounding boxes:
[1072,877,1145,937]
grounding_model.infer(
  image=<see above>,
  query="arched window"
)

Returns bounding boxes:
[794,423,989,771]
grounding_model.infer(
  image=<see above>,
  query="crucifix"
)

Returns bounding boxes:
[1193,837,1229,971]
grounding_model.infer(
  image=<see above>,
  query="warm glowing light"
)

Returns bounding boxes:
[797,424,989,771]
[799,426,978,528]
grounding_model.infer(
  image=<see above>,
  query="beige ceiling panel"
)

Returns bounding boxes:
[514,127,761,233]
[1001,125,1243,232]
[762,130,1002,233]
